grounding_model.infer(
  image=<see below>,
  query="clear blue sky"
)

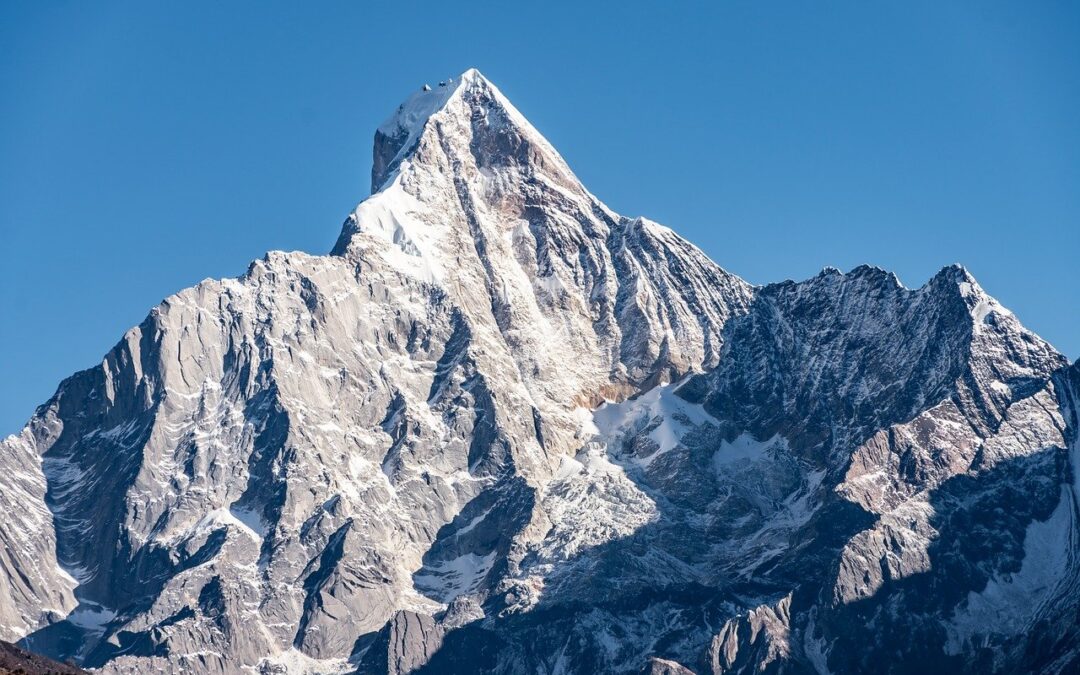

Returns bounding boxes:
[2,2,1077,435]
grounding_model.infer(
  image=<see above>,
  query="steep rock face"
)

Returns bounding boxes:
[0,430,76,642]
[0,69,1076,675]
[681,267,1073,674]
[417,261,1073,674]
[354,611,445,675]
[0,71,752,674]
[337,69,752,403]
[707,594,793,674]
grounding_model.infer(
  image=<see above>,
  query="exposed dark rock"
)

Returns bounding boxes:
[0,640,85,674]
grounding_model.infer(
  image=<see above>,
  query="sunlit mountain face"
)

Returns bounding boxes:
[1,70,1077,675]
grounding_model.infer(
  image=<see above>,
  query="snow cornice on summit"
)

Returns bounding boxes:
[369,68,566,194]
[369,72,467,192]
[334,68,619,277]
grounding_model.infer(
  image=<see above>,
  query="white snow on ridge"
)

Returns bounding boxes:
[375,75,462,179]
[377,78,459,137]
[958,279,1014,330]
[346,188,444,284]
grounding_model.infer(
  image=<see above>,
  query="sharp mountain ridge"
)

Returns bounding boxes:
[0,70,1076,675]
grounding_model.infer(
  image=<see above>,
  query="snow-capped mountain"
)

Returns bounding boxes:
[1,69,1077,675]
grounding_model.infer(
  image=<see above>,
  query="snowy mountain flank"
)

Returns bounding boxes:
[1,69,1077,675]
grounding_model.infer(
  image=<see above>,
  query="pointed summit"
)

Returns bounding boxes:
[335,69,610,267]
[376,68,488,143]
[334,68,752,400]
[369,68,572,194]
[370,72,469,191]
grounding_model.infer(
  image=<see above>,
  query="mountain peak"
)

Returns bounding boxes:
[4,70,1077,675]
[337,69,608,269]
[370,68,531,192]
[374,68,491,137]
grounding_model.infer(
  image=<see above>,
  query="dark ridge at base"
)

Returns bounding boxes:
[0,641,85,675]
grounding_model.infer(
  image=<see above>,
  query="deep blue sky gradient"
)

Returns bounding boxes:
[2,1,1078,434]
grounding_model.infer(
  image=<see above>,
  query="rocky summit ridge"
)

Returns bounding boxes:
[0,70,1077,675]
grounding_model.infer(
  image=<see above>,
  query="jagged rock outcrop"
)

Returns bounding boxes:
[355,611,444,675]
[414,256,1073,674]
[0,69,1077,675]
[707,594,792,674]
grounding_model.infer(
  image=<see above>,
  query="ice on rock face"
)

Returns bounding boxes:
[1,69,1078,675]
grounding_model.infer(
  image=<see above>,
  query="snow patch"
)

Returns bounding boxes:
[66,601,115,634]
[347,186,444,283]
[971,297,1012,328]
[944,486,1073,654]
[714,433,788,469]
[182,507,267,545]
[592,379,716,465]
[258,647,353,674]
[228,504,269,540]
[413,551,496,602]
